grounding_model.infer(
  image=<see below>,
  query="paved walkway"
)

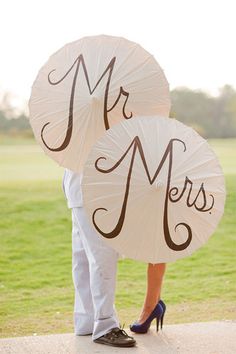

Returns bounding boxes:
[0,321,235,354]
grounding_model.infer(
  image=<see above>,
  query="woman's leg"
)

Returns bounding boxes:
[138,263,166,323]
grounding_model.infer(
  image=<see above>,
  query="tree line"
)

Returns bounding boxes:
[0,85,236,138]
[170,85,236,138]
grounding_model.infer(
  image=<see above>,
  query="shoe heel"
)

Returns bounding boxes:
[159,299,166,330]
[156,317,160,332]
[160,312,165,329]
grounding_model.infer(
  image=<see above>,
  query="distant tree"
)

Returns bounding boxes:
[212,85,236,138]
[171,86,236,138]
[170,87,215,137]
[0,92,32,136]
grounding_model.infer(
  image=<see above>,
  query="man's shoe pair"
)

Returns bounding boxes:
[94,327,136,347]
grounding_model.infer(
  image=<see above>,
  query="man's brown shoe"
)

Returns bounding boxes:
[94,327,136,347]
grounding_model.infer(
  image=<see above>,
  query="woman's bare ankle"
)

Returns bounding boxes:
[138,304,157,323]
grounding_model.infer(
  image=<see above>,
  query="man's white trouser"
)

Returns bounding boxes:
[72,207,119,340]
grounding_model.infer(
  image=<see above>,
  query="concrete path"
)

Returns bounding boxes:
[0,321,235,354]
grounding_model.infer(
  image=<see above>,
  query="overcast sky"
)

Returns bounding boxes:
[0,0,235,106]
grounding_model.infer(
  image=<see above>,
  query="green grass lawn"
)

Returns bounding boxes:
[0,137,235,338]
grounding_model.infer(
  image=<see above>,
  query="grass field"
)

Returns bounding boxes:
[0,136,235,338]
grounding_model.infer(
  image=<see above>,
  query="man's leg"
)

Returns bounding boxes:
[72,209,94,335]
[72,207,119,341]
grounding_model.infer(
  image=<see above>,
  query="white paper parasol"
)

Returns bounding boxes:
[29,35,170,172]
[82,116,225,263]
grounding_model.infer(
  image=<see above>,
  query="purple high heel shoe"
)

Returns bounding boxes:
[130,301,165,334]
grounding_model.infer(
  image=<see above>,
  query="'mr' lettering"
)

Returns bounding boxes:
[41,54,133,151]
